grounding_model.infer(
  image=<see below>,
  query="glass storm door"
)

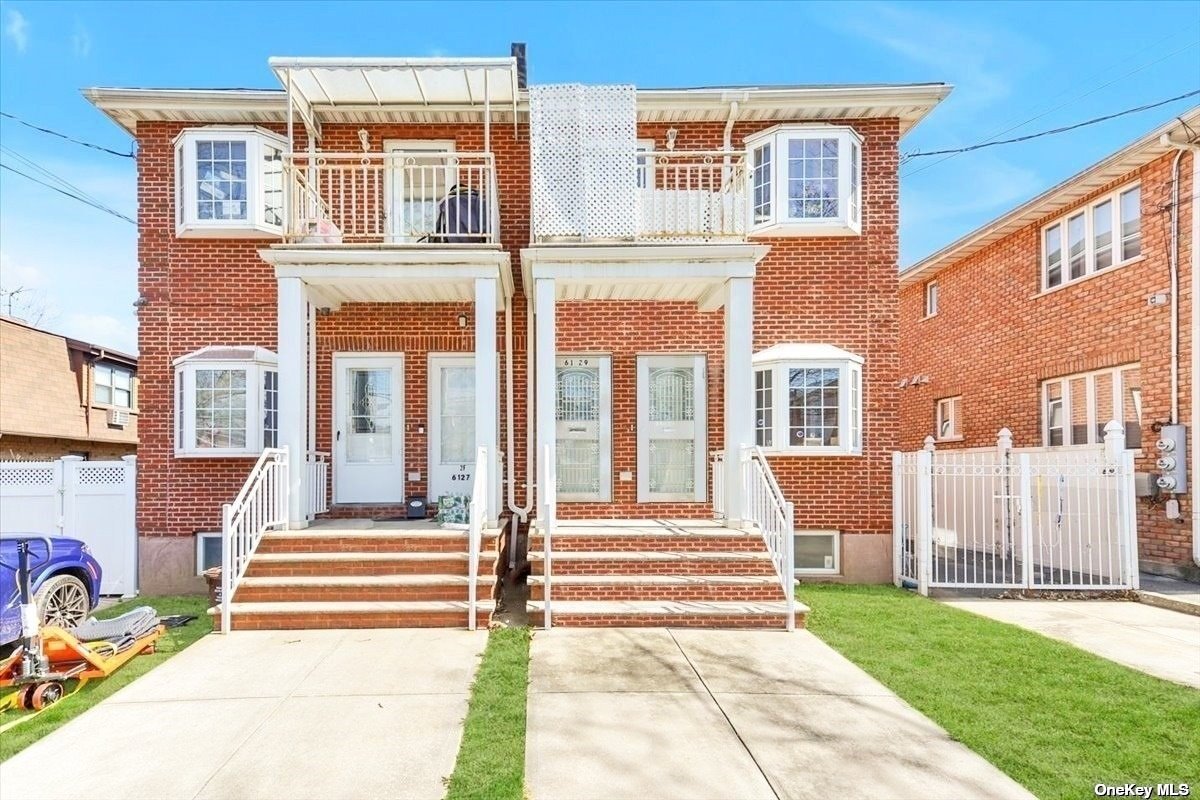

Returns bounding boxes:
[637,355,707,502]
[428,355,476,502]
[334,355,405,504]
[556,355,612,502]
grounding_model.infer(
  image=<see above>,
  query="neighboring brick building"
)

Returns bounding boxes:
[899,110,1199,579]
[0,316,139,461]
[87,51,950,623]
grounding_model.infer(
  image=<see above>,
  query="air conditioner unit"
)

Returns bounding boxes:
[107,407,131,427]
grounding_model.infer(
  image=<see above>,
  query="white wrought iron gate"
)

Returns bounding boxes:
[0,456,137,596]
[893,424,1138,594]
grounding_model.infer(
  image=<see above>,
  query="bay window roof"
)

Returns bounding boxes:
[752,343,864,365]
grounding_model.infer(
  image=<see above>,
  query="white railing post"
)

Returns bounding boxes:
[220,502,233,634]
[915,448,933,596]
[541,443,556,630]
[1018,452,1035,588]
[1103,420,1137,589]
[892,451,903,588]
[784,500,795,632]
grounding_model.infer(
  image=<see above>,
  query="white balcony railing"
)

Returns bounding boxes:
[283,152,500,245]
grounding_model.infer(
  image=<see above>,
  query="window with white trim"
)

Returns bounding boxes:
[1041,364,1141,448]
[174,127,286,238]
[174,346,279,457]
[745,125,863,236]
[794,530,840,575]
[924,280,939,317]
[195,532,221,575]
[935,396,961,440]
[636,138,655,189]
[1042,184,1140,290]
[752,344,863,455]
[94,364,132,408]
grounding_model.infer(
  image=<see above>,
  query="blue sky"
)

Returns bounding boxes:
[0,0,1197,354]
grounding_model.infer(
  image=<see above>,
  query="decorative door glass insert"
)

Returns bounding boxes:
[347,368,392,463]
[557,364,601,495]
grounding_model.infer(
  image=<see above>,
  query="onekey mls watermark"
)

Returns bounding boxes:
[1095,785,1191,798]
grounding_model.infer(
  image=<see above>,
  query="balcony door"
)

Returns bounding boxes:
[556,355,612,502]
[637,355,707,503]
[384,139,455,243]
[333,354,405,504]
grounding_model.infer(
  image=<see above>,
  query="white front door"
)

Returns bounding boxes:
[637,355,707,502]
[385,139,455,242]
[333,355,405,504]
[556,354,612,502]
[428,355,476,502]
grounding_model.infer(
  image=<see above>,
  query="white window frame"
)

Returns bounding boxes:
[924,280,939,317]
[174,126,287,239]
[935,395,962,441]
[173,346,279,458]
[636,138,656,190]
[793,530,840,575]
[94,363,133,409]
[195,532,222,575]
[1041,364,1141,449]
[752,344,864,456]
[1041,183,1141,290]
[382,139,456,242]
[744,125,863,237]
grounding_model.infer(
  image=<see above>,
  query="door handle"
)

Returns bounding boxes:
[337,430,342,441]
[568,426,586,432]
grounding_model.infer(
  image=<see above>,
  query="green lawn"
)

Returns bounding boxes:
[445,626,531,800]
[797,584,1200,800]
[0,595,211,761]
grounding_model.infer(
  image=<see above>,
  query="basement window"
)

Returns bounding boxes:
[794,530,840,575]
[745,125,863,237]
[174,346,279,457]
[174,126,286,238]
[195,532,222,575]
[752,343,863,456]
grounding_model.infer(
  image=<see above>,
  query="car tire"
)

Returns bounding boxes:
[35,575,91,631]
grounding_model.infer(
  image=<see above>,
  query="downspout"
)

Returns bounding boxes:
[506,295,535,523]
[1168,147,1184,427]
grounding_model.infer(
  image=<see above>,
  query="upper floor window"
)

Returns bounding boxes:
[745,125,863,237]
[94,364,132,408]
[924,280,939,317]
[173,346,278,457]
[174,127,286,239]
[1041,364,1141,449]
[1042,185,1140,290]
[752,343,863,455]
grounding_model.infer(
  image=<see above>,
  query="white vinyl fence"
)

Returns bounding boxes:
[0,456,138,596]
[894,423,1138,594]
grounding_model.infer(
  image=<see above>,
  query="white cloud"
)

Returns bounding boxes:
[71,20,90,57]
[4,8,29,52]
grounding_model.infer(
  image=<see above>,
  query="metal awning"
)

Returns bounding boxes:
[269,57,520,147]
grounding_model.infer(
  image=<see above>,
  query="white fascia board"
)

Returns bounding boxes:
[753,343,864,364]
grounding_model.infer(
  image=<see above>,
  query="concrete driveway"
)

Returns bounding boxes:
[943,598,1200,687]
[0,628,487,800]
[526,628,1033,800]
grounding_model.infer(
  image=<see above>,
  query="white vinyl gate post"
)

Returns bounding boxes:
[892,451,902,588]
[915,448,933,596]
[1104,421,1139,589]
[1018,452,1035,588]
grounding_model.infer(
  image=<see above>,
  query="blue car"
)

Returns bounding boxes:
[0,535,103,647]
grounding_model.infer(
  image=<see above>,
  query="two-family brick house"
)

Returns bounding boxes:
[0,315,139,461]
[899,109,1199,579]
[87,49,950,627]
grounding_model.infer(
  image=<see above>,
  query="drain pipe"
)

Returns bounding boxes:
[505,294,536,569]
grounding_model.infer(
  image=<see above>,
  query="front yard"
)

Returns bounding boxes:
[0,595,211,761]
[797,584,1200,800]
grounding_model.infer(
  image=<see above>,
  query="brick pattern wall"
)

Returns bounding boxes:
[0,435,135,461]
[898,151,1195,568]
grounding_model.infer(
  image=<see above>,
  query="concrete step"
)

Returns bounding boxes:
[211,600,496,631]
[528,532,764,553]
[527,574,784,602]
[527,550,776,577]
[244,552,496,578]
[527,599,803,630]
[234,574,494,603]
[257,529,498,555]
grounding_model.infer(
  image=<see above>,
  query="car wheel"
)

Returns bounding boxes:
[35,575,91,630]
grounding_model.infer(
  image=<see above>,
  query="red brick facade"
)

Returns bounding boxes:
[898,150,1196,573]
[134,113,903,587]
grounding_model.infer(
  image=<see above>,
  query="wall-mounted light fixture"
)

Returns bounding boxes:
[457,312,469,328]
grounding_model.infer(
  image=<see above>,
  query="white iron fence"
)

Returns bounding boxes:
[0,456,137,596]
[220,447,289,632]
[740,446,796,631]
[894,423,1138,594]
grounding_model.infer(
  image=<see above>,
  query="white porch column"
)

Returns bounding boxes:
[475,277,500,525]
[278,277,309,528]
[724,277,754,524]
[534,277,556,522]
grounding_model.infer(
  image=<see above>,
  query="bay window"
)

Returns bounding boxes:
[745,125,863,236]
[1041,364,1141,449]
[174,346,279,457]
[752,344,863,455]
[174,126,286,238]
[1042,184,1140,290]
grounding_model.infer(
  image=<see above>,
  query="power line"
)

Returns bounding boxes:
[0,110,134,158]
[1,145,112,210]
[903,89,1200,163]
[0,163,135,224]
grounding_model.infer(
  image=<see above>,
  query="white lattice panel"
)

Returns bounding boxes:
[530,84,637,241]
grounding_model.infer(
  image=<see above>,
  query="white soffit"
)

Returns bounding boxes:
[753,343,863,364]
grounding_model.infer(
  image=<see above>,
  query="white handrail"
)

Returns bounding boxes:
[539,443,556,630]
[306,451,330,517]
[467,445,489,631]
[740,445,796,631]
[221,446,289,633]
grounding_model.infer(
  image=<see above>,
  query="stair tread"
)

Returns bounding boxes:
[240,575,491,587]
[266,528,501,539]
[252,552,472,562]
[527,574,780,586]
[528,550,771,561]
[212,600,497,615]
[527,599,804,615]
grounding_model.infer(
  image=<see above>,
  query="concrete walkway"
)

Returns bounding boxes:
[526,628,1033,800]
[0,628,487,800]
[943,599,1200,688]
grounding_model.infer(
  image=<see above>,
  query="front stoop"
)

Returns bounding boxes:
[211,525,501,630]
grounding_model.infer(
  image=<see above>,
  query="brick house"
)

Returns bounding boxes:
[86,50,950,626]
[0,315,138,461]
[899,109,1199,579]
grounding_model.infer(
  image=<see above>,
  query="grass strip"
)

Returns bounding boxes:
[445,626,531,800]
[797,583,1200,800]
